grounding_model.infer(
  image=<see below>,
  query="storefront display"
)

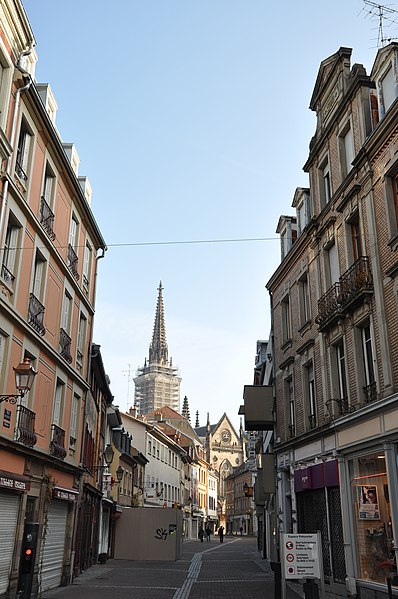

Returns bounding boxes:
[350,451,394,584]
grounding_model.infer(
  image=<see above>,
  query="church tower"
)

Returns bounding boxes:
[134,282,181,414]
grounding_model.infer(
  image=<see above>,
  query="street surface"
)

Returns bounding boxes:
[42,537,302,599]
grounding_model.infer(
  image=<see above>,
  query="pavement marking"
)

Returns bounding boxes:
[172,553,202,599]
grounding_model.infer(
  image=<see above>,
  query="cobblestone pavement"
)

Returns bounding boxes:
[41,537,303,599]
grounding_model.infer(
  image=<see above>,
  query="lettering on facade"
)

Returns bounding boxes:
[0,476,30,491]
[154,528,168,540]
[53,488,77,501]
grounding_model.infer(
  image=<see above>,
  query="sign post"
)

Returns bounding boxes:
[282,532,325,599]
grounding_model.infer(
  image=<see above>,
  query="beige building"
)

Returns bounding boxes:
[267,44,398,598]
[0,2,107,597]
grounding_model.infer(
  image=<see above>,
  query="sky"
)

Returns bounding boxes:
[22,0,395,431]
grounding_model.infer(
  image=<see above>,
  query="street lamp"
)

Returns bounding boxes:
[0,358,37,404]
[103,444,114,468]
[116,466,124,482]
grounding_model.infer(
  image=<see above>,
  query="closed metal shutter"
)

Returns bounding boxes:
[0,493,20,594]
[40,500,67,592]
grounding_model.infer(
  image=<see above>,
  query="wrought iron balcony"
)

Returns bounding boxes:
[50,424,67,460]
[59,328,73,363]
[40,196,56,241]
[15,405,37,447]
[15,160,28,181]
[363,382,378,404]
[1,263,15,284]
[308,414,317,429]
[316,257,373,331]
[67,244,79,280]
[28,293,46,336]
[326,397,356,418]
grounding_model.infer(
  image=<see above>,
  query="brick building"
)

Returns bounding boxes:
[267,44,398,598]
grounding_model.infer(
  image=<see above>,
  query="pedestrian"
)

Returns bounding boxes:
[218,526,224,543]
[198,526,204,542]
[239,526,243,536]
[205,525,211,542]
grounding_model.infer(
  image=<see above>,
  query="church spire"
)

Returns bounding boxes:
[149,281,169,365]
[181,396,191,422]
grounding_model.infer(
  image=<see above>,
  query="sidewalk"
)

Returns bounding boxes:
[41,537,302,599]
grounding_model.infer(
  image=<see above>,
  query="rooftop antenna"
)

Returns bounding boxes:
[361,1,398,47]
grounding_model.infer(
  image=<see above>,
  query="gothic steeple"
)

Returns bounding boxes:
[181,396,191,422]
[149,281,169,365]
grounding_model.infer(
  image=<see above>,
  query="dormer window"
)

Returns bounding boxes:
[277,216,297,261]
[380,65,395,116]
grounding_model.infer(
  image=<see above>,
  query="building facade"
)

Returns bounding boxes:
[134,282,181,415]
[267,44,398,598]
[0,3,107,597]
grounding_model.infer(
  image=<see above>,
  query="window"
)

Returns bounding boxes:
[69,215,79,251]
[297,191,311,235]
[319,158,331,208]
[40,166,56,240]
[391,173,398,231]
[281,295,291,343]
[42,165,55,208]
[361,323,376,402]
[350,216,363,262]
[61,292,72,333]
[82,243,92,295]
[305,361,316,429]
[339,123,355,179]
[380,66,396,116]
[331,339,349,416]
[32,251,45,301]
[69,394,79,444]
[15,118,32,182]
[53,380,64,426]
[298,273,311,326]
[2,215,21,284]
[285,376,295,437]
[76,313,87,367]
[0,43,13,133]
[349,452,390,584]
[325,242,339,289]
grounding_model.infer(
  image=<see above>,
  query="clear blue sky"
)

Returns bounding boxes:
[23,0,390,430]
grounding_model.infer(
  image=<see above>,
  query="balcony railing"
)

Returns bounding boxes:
[15,405,37,447]
[316,257,373,331]
[28,293,46,336]
[67,244,79,280]
[308,414,317,429]
[40,197,56,241]
[15,160,28,181]
[1,264,15,284]
[50,424,67,460]
[326,397,356,418]
[59,328,73,363]
[363,382,378,404]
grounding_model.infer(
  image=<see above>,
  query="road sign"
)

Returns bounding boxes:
[282,533,320,579]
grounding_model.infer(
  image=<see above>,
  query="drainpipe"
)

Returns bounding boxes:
[0,42,34,253]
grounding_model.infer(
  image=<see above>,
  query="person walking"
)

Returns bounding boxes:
[198,526,204,542]
[205,525,211,542]
[239,526,243,536]
[218,526,224,543]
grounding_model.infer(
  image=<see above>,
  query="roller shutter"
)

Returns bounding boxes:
[40,500,67,592]
[0,493,19,594]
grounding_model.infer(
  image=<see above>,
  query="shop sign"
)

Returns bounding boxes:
[53,487,78,501]
[282,533,321,579]
[0,475,30,491]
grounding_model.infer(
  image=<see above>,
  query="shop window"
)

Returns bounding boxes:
[350,452,392,584]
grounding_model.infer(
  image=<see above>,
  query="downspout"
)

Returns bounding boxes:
[0,43,34,252]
